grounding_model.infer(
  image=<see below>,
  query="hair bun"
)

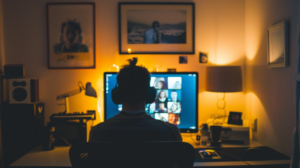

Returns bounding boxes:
[128,57,138,67]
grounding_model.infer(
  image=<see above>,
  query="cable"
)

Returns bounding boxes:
[217,151,250,166]
[56,137,72,146]
[189,133,200,145]
[207,115,227,124]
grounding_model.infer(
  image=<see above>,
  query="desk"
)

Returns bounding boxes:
[10,139,290,168]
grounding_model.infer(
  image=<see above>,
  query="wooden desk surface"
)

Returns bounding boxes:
[10,139,290,167]
[10,146,71,167]
[181,134,263,148]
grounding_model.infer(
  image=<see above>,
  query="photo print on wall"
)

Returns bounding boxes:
[119,2,195,54]
[199,52,208,63]
[47,3,95,69]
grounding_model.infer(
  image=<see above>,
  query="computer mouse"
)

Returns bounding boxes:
[245,147,266,160]
[199,149,221,159]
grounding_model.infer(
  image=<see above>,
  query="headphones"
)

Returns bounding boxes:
[111,83,156,105]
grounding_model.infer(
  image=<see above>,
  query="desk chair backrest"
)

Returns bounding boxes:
[69,141,195,168]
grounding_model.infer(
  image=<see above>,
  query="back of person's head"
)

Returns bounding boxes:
[117,58,150,104]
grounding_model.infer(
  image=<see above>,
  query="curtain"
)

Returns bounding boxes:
[290,0,300,167]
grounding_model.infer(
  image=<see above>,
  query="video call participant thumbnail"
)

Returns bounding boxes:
[168,77,182,89]
[151,77,168,89]
[155,103,168,113]
[154,113,168,122]
[169,90,181,102]
[154,113,180,125]
[168,113,180,125]
[155,90,168,109]
[168,102,181,113]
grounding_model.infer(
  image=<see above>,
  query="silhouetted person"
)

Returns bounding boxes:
[89,58,182,142]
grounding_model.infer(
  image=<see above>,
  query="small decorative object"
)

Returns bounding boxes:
[179,56,188,64]
[119,2,195,54]
[267,21,288,68]
[227,111,243,125]
[199,52,208,63]
[47,3,95,69]
[167,69,176,72]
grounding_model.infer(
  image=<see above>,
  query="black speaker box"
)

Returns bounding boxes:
[4,64,24,79]
[0,103,44,167]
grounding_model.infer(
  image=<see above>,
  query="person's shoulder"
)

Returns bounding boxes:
[162,121,178,129]
[160,122,182,141]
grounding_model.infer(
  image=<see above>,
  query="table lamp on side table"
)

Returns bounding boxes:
[205,66,243,124]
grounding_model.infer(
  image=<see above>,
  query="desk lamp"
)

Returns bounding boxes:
[57,81,97,114]
[205,66,242,123]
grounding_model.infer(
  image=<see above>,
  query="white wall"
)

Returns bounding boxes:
[245,0,298,156]
[4,0,297,158]
[2,0,246,125]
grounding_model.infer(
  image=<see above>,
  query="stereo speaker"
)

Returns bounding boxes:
[8,78,40,104]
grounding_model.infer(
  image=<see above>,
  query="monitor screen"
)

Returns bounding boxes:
[104,72,198,133]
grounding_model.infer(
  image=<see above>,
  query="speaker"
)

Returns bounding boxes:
[4,64,24,79]
[1,103,44,166]
[8,78,40,104]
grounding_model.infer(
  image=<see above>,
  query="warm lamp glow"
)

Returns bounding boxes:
[127,48,132,53]
[97,89,103,122]
[214,53,242,65]
[245,92,277,144]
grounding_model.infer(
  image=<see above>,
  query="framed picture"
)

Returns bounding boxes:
[227,111,243,125]
[119,2,195,54]
[199,52,208,63]
[47,3,95,69]
[267,21,288,68]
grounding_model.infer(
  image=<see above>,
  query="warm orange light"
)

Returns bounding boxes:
[127,48,132,53]
[245,1,266,61]
[97,89,103,122]
[245,92,277,143]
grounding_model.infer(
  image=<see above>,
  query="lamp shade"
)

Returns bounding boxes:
[85,82,97,98]
[206,66,242,92]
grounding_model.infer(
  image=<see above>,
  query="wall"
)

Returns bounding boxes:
[2,0,297,158]
[2,0,246,126]
[245,0,298,156]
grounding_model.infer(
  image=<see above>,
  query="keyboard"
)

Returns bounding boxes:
[50,111,95,121]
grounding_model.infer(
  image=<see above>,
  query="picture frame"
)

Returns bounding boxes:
[199,52,208,63]
[267,21,288,68]
[227,111,243,125]
[47,3,95,69]
[119,2,195,54]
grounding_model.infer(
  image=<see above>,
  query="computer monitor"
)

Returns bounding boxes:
[104,72,198,133]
